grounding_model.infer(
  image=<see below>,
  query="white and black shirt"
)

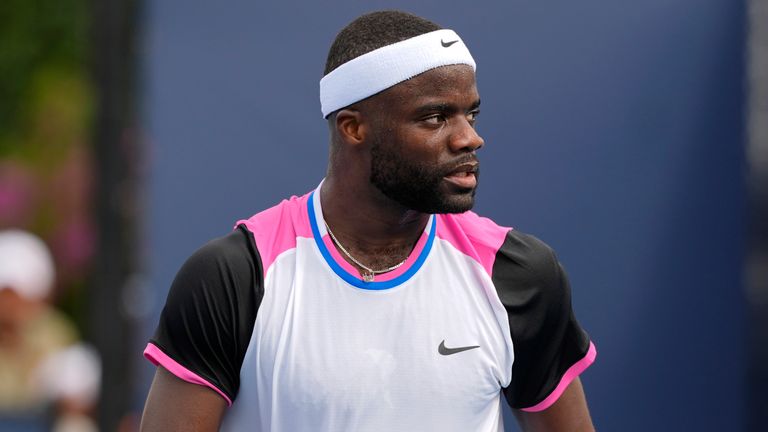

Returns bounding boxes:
[145,183,596,431]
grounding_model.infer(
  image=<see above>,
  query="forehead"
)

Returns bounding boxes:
[374,64,479,108]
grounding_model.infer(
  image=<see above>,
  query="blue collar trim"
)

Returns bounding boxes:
[307,191,435,290]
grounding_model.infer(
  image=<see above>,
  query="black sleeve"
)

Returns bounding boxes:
[148,225,263,403]
[492,230,593,410]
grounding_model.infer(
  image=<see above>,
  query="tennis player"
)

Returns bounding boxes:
[141,10,596,432]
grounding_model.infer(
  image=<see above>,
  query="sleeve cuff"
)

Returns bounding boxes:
[520,341,597,412]
[144,342,233,406]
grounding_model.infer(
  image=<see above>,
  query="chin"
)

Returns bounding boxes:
[373,178,477,214]
[438,198,475,214]
[428,189,476,214]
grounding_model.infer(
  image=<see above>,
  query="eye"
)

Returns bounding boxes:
[422,114,446,125]
[467,110,480,126]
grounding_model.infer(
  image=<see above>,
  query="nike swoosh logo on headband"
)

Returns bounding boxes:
[441,39,459,48]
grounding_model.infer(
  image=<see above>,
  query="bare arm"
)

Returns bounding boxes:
[512,377,594,432]
[140,366,227,432]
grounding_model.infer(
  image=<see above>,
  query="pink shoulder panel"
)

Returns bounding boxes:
[235,192,313,274]
[435,211,511,277]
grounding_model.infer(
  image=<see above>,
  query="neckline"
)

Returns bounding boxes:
[307,185,436,290]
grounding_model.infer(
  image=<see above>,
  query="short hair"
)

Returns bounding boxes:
[324,11,442,76]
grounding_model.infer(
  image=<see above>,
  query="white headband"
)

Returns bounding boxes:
[319,29,476,117]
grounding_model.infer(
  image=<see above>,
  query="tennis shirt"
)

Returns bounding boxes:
[144,183,596,431]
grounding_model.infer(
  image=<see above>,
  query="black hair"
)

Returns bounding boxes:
[324,11,442,76]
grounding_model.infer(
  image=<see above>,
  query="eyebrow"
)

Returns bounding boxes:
[413,99,481,116]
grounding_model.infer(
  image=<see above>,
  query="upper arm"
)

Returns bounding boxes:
[141,366,228,432]
[492,230,596,412]
[142,226,263,416]
[512,377,594,432]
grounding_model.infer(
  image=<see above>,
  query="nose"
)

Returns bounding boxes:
[449,117,484,153]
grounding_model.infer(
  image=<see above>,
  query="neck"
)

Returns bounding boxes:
[320,174,428,266]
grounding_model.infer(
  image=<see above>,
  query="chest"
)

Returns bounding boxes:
[248,240,513,415]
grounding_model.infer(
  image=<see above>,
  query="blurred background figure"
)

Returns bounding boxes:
[0,229,100,432]
[1,0,129,429]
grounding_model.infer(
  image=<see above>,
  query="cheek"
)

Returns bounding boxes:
[395,128,446,163]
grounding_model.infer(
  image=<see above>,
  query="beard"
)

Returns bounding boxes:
[369,138,479,214]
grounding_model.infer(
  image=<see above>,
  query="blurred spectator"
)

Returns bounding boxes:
[0,229,99,432]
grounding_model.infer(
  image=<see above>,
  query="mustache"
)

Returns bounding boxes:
[441,155,480,175]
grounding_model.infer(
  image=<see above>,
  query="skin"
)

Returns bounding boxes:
[141,366,226,431]
[320,64,483,271]
[513,377,595,431]
[141,64,594,432]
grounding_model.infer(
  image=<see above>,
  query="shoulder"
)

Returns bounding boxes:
[435,211,511,275]
[436,212,560,284]
[181,226,259,279]
[492,229,568,308]
[437,210,511,246]
[235,192,313,273]
[236,193,311,237]
[496,230,560,279]
[165,226,262,312]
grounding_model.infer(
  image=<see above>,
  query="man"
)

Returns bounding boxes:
[141,10,596,432]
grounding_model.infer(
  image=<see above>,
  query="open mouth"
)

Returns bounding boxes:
[443,164,478,189]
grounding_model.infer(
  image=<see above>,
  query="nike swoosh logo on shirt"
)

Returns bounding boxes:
[438,340,480,355]
[441,39,459,48]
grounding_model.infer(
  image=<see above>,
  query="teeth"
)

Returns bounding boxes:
[447,170,474,177]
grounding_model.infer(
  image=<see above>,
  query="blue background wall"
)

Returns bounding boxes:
[141,1,747,430]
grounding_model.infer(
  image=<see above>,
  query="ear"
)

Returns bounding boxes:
[334,109,368,145]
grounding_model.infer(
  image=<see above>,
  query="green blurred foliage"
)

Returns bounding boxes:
[0,0,91,158]
[0,0,93,333]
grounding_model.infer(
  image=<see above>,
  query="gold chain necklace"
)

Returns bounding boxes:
[324,222,408,282]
